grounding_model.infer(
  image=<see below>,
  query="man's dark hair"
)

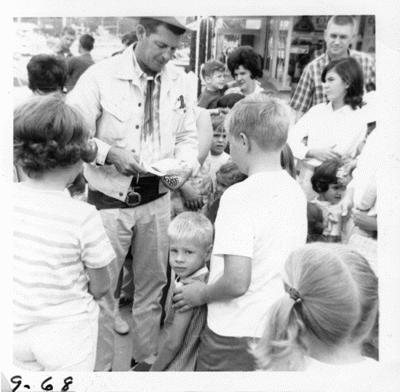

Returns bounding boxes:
[138,17,186,36]
[27,54,67,93]
[227,46,263,79]
[321,57,364,109]
[79,34,95,51]
[311,158,344,193]
[62,26,76,36]
[121,31,137,46]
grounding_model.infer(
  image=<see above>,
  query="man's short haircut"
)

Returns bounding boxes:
[201,60,225,80]
[79,34,95,51]
[138,17,186,36]
[327,15,356,32]
[14,94,96,178]
[321,57,364,109]
[227,46,263,79]
[225,93,290,151]
[311,158,344,193]
[27,54,67,93]
[121,31,137,46]
[62,26,76,36]
[168,212,214,249]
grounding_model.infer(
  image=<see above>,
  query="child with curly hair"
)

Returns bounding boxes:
[13,94,115,371]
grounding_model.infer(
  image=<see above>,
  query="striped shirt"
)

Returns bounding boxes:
[13,183,115,331]
[290,50,376,113]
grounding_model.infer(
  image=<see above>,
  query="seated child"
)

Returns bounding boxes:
[309,159,348,242]
[150,212,213,371]
[198,60,238,112]
[251,243,378,371]
[13,94,114,371]
[173,94,307,371]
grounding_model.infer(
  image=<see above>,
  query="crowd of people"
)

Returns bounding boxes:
[12,15,379,372]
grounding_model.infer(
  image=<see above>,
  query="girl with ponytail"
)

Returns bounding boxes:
[252,243,378,371]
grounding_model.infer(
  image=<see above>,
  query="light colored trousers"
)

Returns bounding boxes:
[95,194,170,370]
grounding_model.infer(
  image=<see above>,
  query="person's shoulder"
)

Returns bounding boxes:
[350,49,374,61]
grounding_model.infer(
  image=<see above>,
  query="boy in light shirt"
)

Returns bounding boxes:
[173,94,307,371]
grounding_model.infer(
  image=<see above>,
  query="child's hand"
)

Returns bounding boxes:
[172,281,207,312]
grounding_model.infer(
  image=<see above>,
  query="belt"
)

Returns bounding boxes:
[87,175,167,210]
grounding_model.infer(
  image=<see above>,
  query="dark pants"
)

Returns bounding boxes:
[195,325,258,371]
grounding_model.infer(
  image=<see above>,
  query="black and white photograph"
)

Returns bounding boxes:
[2,0,400,391]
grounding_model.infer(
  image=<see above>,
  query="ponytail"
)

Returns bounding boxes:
[251,295,308,371]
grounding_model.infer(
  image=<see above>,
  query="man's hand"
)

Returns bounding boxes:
[352,209,378,232]
[307,147,341,162]
[106,146,147,176]
[172,280,207,313]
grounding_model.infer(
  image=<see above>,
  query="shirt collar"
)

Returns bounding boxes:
[175,266,209,282]
[324,49,355,63]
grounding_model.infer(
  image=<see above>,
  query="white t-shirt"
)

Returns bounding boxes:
[13,183,115,331]
[207,170,307,337]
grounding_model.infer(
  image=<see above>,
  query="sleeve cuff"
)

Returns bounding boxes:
[94,137,111,165]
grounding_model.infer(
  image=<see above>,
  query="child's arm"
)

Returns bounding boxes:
[150,308,193,371]
[173,255,251,312]
[86,266,110,299]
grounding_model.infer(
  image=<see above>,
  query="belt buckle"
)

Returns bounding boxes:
[125,189,142,207]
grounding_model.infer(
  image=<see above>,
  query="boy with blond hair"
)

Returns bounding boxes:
[173,94,307,370]
[151,212,213,371]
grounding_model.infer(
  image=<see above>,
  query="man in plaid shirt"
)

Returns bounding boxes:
[290,15,375,118]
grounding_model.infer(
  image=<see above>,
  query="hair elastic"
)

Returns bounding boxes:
[284,282,302,304]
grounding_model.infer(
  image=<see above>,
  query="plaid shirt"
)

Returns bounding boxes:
[290,50,376,113]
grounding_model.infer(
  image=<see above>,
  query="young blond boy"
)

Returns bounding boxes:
[173,94,307,371]
[150,212,213,371]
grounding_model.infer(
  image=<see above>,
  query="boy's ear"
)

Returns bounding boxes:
[239,132,251,152]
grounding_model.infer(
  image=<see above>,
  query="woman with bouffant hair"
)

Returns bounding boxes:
[13,94,114,371]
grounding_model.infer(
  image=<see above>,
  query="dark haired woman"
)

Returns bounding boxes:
[225,46,264,96]
[288,57,368,200]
